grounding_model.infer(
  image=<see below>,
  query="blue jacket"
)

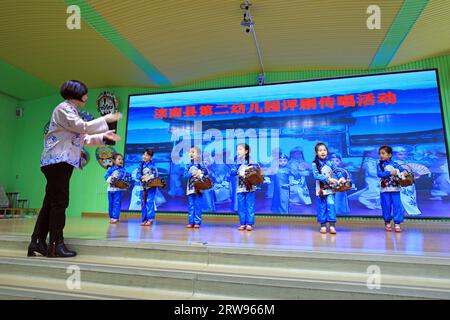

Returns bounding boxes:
[104,165,126,192]
[136,160,159,190]
[184,161,209,195]
[231,159,260,193]
[312,157,342,196]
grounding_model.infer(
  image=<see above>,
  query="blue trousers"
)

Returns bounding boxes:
[237,192,255,226]
[108,191,122,219]
[381,191,403,224]
[140,188,156,222]
[188,193,203,225]
[316,194,336,224]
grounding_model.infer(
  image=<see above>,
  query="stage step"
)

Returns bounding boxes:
[0,235,449,299]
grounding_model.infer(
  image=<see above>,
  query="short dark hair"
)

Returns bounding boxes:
[314,142,328,153]
[143,148,154,157]
[379,145,393,155]
[313,142,328,170]
[60,80,88,101]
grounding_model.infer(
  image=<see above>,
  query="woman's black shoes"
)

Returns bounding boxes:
[27,239,48,257]
[47,241,77,258]
[28,239,76,258]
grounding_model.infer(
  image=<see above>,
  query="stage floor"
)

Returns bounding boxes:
[1,215,449,258]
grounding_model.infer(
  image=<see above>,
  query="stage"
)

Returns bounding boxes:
[0,214,449,300]
[1,214,450,256]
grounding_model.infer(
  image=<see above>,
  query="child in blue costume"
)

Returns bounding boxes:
[312,143,346,234]
[104,153,126,224]
[231,143,260,231]
[377,145,408,232]
[184,146,209,228]
[136,149,159,226]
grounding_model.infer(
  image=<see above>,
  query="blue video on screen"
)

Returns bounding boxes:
[122,69,449,218]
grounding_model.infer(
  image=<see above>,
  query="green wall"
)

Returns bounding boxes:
[2,54,450,215]
[0,93,18,191]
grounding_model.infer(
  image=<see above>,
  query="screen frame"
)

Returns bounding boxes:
[123,68,450,219]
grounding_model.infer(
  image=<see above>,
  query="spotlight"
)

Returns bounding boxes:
[240,0,265,86]
[256,74,265,86]
[240,2,251,10]
[241,18,254,33]
[240,1,254,33]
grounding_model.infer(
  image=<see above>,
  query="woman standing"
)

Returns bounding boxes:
[28,80,122,258]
